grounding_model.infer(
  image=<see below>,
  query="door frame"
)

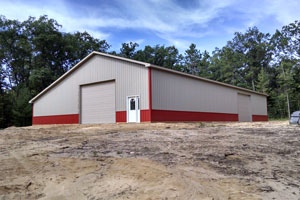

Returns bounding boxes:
[126,95,140,123]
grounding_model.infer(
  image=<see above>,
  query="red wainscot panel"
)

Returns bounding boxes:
[32,114,79,125]
[151,110,239,122]
[116,110,151,123]
[116,111,126,122]
[252,115,268,122]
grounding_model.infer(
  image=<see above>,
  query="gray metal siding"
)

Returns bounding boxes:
[81,81,116,124]
[151,69,267,115]
[33,55,149,116]
[151,69,238,113]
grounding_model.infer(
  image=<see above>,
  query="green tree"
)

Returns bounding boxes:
[182,43,211,77]
[12,86,32,126]
[184,43,201,75]
[119,42,139,58]
[0,68,12,128]
[229,27,273,90]
[209,47,244,86]
[134,45,179,69]
[271,20,300,117]
[256,68,269,94]
[0,15,110,127]
[277,60,296,117]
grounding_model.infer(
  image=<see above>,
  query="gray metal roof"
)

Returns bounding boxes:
[29,51,268,103]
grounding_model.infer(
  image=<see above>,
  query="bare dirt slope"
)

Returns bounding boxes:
[0,121,299,200]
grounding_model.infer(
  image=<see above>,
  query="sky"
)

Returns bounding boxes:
[0,0,300,53]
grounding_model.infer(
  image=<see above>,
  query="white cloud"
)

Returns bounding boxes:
[230,0,300,30]
[0,0,235,43]
[265,0,300,25]
[0,0,110,39]
[166,38,191,51]
[114,0,234,34]
[1,0,300,51]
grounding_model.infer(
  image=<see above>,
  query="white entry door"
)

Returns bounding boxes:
[127,96,140,123]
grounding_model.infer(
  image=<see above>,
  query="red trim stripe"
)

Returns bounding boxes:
[151,110,239,122]
[116,110,269,122]
[141,110,151,122]
[32,112,268,124]
[32,114,79,125]
[116,111,126,122]
[252,115,268,121]
[116,110,151,123]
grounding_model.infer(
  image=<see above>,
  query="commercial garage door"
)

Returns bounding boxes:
[81,81,116,124]
[237,93,252,122]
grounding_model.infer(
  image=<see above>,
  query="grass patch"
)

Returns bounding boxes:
[93,151,98,157]
[199,122,205,128]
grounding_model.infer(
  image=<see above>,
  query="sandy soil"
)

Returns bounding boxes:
[0,121,299,200]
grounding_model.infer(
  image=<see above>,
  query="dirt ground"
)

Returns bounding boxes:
[0,121,299,200]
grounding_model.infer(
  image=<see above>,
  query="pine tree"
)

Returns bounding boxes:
[256,68,269,94]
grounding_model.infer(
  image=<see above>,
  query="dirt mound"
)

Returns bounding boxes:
[0,121,299,199]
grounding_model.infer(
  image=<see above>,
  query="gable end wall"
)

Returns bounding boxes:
[33,55,149,124]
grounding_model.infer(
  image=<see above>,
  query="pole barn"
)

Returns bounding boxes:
[29,52,268,125]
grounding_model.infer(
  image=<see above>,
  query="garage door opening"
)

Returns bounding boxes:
[237,93,252,122]
[80,81,116,124]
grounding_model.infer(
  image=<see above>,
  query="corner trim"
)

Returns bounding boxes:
[148,68,152,122]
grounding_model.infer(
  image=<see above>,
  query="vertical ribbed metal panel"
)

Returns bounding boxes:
[81,81,115,124]
[251,94,268,115]
[151,69,238,114]
[151,69,267,115]
[34,55,149,116]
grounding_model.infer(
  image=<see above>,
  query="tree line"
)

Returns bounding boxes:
[0,15,299,127]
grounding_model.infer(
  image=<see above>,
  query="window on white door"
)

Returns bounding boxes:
[127,96,140,123]
[130,99,135,110]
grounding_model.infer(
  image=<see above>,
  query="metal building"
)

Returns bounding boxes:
[29,52,268,124]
